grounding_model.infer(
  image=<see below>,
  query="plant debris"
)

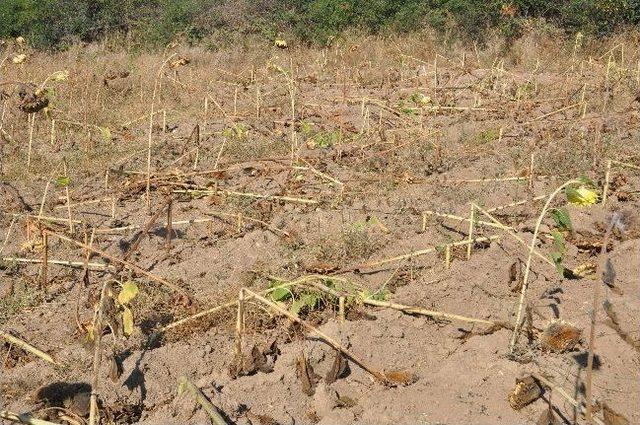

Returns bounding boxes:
[539,320,581,352]
[296,352,320,396]
[325,351,350,384]
[229,342,278,378]
[508,376,542,410]
[383,369,417,386]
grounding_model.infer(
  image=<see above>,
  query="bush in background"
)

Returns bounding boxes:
[0,0,638,49]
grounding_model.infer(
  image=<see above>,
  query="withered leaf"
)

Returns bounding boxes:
[247,411,280,425]
[509,376,542,410]
[603,300,640,352]
[336,394,357,408]
[252,344,274,374]
[509,259,523,292]
[384,369,417,386]
[296,352,319,396]
[228,344,274,378]
[108,356,122,382]
[602,259,623,295]
[325,351,350,384]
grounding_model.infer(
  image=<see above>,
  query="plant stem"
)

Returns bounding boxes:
[585,219,614,423]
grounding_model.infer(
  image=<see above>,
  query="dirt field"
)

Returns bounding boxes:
[1,32,639,424]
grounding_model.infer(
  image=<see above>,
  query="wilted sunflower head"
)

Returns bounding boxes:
[11,53,27,64]
[566,185,598,206]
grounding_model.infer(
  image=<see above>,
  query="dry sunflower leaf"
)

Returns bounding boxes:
[508,375,542,410]
[383,369,417,386]
[325,351,350,384]
[296,352,319,396]
[571,262,597,279]
[11,54,27,64]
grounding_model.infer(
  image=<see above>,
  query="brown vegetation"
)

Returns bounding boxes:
[0,31,639,424]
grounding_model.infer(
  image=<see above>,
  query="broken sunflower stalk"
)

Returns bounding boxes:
[178,376,229,425]
[509,178,598,354]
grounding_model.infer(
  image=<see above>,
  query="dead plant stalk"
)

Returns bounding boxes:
[509,180,581,353]
[146,53,178,211]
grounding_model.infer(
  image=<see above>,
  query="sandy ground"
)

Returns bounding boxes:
[1,36,640,424]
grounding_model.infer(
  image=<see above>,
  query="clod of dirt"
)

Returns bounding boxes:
[305,409,320,424]
[296,351,320,396]
[602,402,629,425]
[539,320,581,352]
[508,376,542,410]
[63,390,91,417]
[383,369,418,386]
[103,400,144,424]
[325,351,350,384]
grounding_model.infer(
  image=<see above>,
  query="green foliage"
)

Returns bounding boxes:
[290,293,320,315]
[359,286,390,301]
[55,176,70,187]
[475,128,500,144]
[1,0,638,49]
[549,230,567,275]
[549,208,573,232]
[268,281,293,302]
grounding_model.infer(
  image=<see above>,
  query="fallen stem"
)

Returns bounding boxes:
[178,376,229,425]
[43,230,190,301]
[0,410,62,425]
[0,330,58,366]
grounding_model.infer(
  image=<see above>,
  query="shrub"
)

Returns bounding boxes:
[0,0,637,49]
